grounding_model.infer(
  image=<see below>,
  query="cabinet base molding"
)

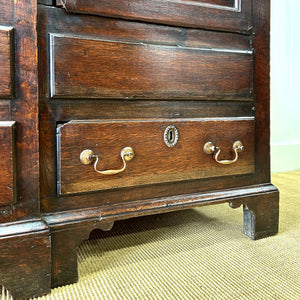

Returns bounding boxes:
[0,219,51,300]
[42,184,279,289]
[0,185,279,298]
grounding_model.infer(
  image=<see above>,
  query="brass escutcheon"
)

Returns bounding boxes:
[164,125,179,147]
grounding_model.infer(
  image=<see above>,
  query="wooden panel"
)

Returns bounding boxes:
[0,220,51,299]
[56,0,252,33]
[0,0,14,25]
[0,121,16,206]
[38,5,252,99]
[252,0,271,184]
[0,27,13,99]
[57,118,255,195]
[10,0,40,221]
[0,101,10,120]
[50,34,253,100]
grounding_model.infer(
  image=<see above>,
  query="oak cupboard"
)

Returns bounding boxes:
[0,1,279,298]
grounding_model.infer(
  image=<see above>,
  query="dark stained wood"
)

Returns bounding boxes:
[41,174,257,213]
[0,219,51,299]
[0,206,11,223]
[0,101,10,120]
[0,0,14,25]
[252,0,271,184]
[39,4,252,50]
[197,0,235,7]
[45,183,278,287]
[10,0,40,220]
[51,100,255,121]
[50,220,113,288]
[58,118,255,195]
[38,5,252,99]
[0,27,13,98]
[56,0,252,33]
[243,191,279,240]
[0,121,15,206]
[230,186,279,240]
[44,184,278,226]
[39,99,255,199]
[0,0,279,298]
[50,34,253,100]
[38,0,54,5]
[50,227,87,288]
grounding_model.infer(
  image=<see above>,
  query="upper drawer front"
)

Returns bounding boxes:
[0,26,13,99]
[0,121,16,206]
[57,118,254,195]
[56,0,252,33]
[50,34,253,100]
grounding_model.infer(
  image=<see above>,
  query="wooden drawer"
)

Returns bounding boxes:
[0,121,16,206]
[0,26,13,99]
[56,0,252,33]
[57,117,255,195]
[49,33,253,100]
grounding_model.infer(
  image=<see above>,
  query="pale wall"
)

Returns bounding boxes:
[271,0,300,172]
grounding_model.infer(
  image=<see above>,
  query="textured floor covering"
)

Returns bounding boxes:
[1,170,300,299]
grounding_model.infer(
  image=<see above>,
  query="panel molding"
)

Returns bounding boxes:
[49,33,253,100]
[173,0,240,12]
[56,0,251,33]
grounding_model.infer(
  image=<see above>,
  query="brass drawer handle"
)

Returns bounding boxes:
[203,141,244,165]
[80,147,134,175]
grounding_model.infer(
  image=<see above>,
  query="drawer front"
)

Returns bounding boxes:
[57,118,255,195]
[56,0,252,33]
[0,26,13,98]
[50,34,253,100]
[0,121,16,206]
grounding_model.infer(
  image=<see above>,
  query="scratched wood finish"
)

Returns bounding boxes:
[56,0,252,33]
[0,27,13,98]
[50,34,253,100]
[0,121,15,206]
[58,118,255,195]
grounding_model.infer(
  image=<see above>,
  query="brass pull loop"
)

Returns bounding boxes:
[203,141,244,165]
[80,147,134,175]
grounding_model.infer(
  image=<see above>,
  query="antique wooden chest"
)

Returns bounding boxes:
[0,0,279,298]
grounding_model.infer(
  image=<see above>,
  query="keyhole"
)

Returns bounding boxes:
[169,129,174,143]
[164,125,179,147]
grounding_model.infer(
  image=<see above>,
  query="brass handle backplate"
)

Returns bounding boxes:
[80,147,134,175]
[203,141,244,165]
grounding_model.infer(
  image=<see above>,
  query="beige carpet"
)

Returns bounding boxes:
[1,170,300,299]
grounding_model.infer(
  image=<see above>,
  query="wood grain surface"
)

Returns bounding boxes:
[57,118,255,195]
[0,27,13,98]
[0,121,15,206]
[50,34,253,100]
[38,4,252,99]
[0,220,51,299]
[0,0,14,25]
[55,0,252,33]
